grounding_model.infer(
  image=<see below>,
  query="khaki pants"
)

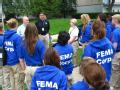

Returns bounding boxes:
[0,66,3,86]
[25,66,39,90]
[39,34,50,48]
[72,41,79,66]
[2,64,25,90]
[110,52,120,90]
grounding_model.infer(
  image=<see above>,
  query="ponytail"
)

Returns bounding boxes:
[94,80,109,90]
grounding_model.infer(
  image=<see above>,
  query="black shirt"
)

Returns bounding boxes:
[35,19,50,35]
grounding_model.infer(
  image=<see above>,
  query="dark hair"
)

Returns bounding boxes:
[83,63,109,90]
[92,20,106,40]
[57,31,70,46]
[107,14,112,22]
[44,47,61,69]
[25,23,39,55]
[98,13,107,23]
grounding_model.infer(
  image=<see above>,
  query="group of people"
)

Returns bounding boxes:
[0,12,120,90]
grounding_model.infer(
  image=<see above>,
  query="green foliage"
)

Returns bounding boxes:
[3,0,77,18]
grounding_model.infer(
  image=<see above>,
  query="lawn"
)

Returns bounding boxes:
[49,18,81,35]
[1,18,83,90]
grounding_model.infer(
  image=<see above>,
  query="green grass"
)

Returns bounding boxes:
[49,18,81,35]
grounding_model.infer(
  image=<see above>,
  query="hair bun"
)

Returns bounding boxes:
[95,80,109,90]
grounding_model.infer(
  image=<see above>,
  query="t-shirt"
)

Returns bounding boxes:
[69,26,79,40]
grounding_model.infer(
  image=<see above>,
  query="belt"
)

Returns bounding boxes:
[27,64,43,66]
[116,50,120,53]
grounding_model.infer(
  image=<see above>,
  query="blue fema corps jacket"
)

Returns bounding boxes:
[80,21,92,43]
[30,65,67,90]
[105,22,112,40]
[83,37,115,81]
[112,27,120,52]
[70,80,94,90]
[4,29,22,65]
[53,43,74,75]
[20,39,46,66]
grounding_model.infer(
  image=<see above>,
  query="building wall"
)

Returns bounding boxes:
[76,0,103,13]
[77,0,120,13]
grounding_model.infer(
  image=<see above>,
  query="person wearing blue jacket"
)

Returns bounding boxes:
[82,20,115,82]
[0,22,4,87]
[30,47,67,90]
[70,60,109,90]
[19,23,46,90]
[97,13,113,40]
[2,18,24,90]
[111,14,120,90]
[79,14,92,44]
[53,31,74,86]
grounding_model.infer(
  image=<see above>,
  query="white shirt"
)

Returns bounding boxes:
[17,24,26,38]
[69,26,79,40]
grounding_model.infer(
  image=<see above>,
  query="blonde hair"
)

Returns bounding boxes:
[112,14,120,24]
[81,14,90,25]
[7,18,18,28]
[70,18,77,25]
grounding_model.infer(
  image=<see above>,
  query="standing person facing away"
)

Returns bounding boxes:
[35,13,50,48]
[17,16,29,38]
[3,18,24,90]
[111,14,120,90]
[82,20,115,81]
[0,22,4,86]
[70,58,109,90]
[53,31,74,86]
[68,18,79,67]
[19,23,46,90]
[30,47,67,90]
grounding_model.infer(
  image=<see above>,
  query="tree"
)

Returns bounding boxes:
[61,0,77,18]
[108,0,115,13]
[3,0,77,18]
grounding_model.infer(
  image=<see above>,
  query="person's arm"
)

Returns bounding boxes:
[112,31,119,50]
[19,58,26,70]
[113,42,118,49]
[68,36,77,44]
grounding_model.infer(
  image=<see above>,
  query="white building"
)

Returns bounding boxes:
[76,0,120,13]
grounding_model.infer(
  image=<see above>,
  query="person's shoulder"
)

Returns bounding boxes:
[70,80,89,90]
[17,24,24,29]
[113,27,120,33]
[37,39,44,44]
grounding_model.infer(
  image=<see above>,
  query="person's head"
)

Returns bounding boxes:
[0,23,3,33]
[81,14,90,25]
[107,14,112,22]
[25,23,39,55]
[70,18,77,26]
[97,13,107,23]
[6,18,18,29]
[57,31,70,46]
[23,16,29,25]
[112,14,120,26]
[39,13,46,21]
[80,57,96,76]
[44,47,61,69]
[92,20,106,40]
[83,62,109,90]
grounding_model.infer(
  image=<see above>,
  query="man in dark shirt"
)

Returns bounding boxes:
[35,13,50,48]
